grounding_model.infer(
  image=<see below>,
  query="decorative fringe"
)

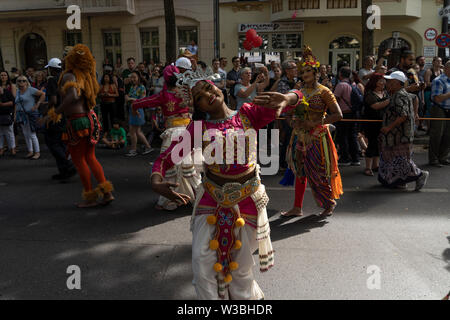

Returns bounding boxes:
[97,181,114,194]
[62,81,81,97]
[46,108,62,126]
[82,189,99,202]
[327,129,343,200]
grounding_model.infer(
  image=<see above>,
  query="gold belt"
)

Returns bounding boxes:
[165,115,191,128]
[203,174,261,208]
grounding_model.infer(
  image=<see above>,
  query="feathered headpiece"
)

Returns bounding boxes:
[301,45,320,69]
[174,69,222,110]
[59,44,99,110]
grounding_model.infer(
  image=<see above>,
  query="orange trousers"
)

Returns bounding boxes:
[68,138,106,191]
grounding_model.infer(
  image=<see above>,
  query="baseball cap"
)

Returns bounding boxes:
[45,58,62,69]
[176,57,192,70]
[384,71,407,83]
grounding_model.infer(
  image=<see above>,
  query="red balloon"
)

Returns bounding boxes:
[253,36,263,47]
[243,40,253,51]
[246,29,257,40]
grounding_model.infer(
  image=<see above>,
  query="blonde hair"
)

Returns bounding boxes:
[16,76,30,89]
[34,71,47,83]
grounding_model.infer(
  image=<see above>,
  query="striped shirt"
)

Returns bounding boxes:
[431,73,450,110]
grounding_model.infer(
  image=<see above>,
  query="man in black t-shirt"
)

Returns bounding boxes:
[44,58,76,181]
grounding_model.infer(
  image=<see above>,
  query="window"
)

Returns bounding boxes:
[103,30,122,66]
[64,31,83,47]
[272,34,302,50]
[329,36,360,49]
[141,29,160,63]
[178,27,198,51]
[272,0,283,13]
[327,0,357,9]
[289,0,320,10]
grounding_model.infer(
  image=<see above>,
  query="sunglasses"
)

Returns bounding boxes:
[17,80,27,83]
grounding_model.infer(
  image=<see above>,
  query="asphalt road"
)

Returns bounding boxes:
[0,143,449,300]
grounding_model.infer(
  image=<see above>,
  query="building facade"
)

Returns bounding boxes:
[0,0,445,75]
[219,0,444,73]
[0,0,215,74]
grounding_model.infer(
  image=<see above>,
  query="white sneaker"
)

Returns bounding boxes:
[125,150,138,157]
[142,148,154,155]
[415,171,429,191]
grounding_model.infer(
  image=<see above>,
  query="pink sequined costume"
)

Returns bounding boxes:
[152,91,302,300]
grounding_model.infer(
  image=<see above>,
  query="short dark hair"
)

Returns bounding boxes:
[232,56,239,63]
[219,57,227,62]
[127,57,136,63]
[416,56,424,63]
[339,66,351,79]
[212,58,219,64]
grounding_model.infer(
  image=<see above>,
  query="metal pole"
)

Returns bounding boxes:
[214,0,220,58]
[439,0,450,61]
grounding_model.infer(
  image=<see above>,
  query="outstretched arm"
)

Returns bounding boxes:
[132,91,163,111]
[243,90,302,130]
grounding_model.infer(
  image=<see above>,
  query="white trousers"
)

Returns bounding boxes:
[157,127,202,210]
[191,215,265,300]
[0,124,16,149]
[21,122,40,153]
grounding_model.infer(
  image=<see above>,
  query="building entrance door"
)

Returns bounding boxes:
[332,49,358,75]
[329,36,360,75]
[22,33,48,70]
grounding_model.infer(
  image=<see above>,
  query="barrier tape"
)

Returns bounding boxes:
[276,118,450,122]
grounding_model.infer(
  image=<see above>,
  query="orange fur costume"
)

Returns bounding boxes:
[60,44,113,203]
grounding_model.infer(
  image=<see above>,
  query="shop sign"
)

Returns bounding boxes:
[239,23,304,33]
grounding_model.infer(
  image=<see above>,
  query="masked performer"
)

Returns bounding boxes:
[283,46,343,218]
[58,44,114,208]
[132,65,201,211]
[151,78,303,299]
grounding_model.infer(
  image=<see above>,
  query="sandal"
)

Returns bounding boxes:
[318,202,336,219]
[364,168,374,176]
[280,208,304,217]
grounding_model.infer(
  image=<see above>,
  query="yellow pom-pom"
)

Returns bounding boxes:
[207,215,217,225]
[224,274,232,283]
[209,240,219,251]
[229,261,239,271]
[234,240,242,250]
[235,218,245,228]
[213,263,223,273]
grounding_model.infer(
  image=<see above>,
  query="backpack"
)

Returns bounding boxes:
[341,81,364,118]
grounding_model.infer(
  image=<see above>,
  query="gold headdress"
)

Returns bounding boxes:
[59,44,99,110]
[301,45,320,69]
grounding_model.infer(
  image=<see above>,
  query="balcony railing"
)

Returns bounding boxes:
[327,0,357,9]
[289,0,320,10]
[67,0,136,14]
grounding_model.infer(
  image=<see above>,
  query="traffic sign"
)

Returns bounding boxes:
[436,33,450,48]
[424,28,438,41]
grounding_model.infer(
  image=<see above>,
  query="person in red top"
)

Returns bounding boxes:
[151,79,303,300]
[132,65,201,211]
[99,73,119,133]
